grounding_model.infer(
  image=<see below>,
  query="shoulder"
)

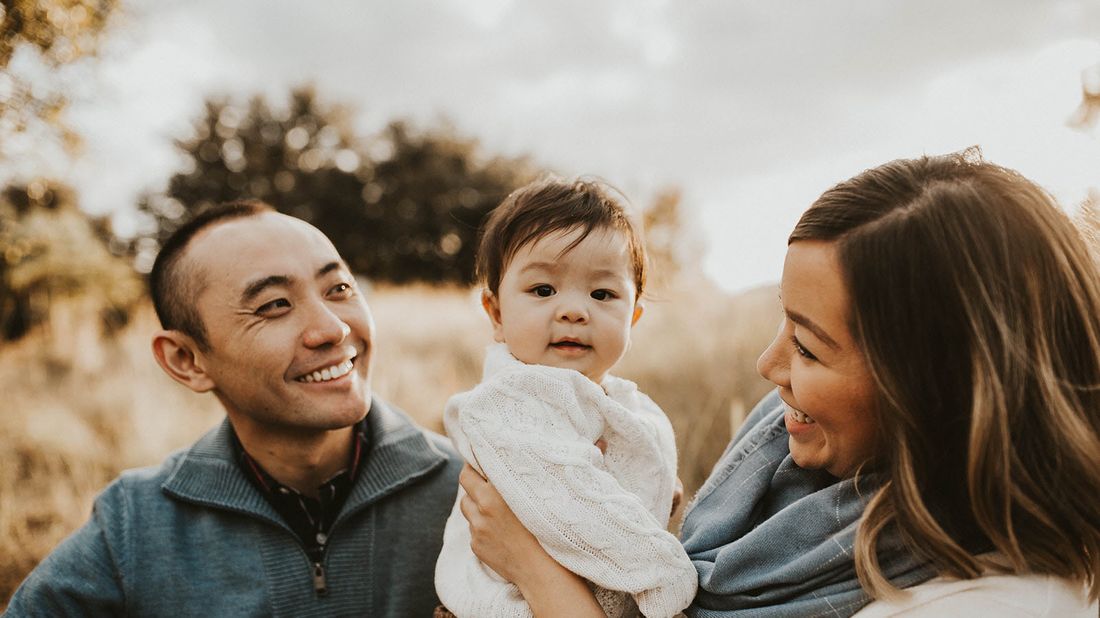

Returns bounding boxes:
[371,398,462,468]
[855,571,1097,617]
[92,437,201,515]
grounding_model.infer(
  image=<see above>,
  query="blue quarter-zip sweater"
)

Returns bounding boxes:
[5,398,462,617]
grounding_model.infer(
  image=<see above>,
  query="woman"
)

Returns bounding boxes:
[458,150,1100,616]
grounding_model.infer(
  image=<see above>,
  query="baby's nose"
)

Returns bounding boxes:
[557,298,589,323]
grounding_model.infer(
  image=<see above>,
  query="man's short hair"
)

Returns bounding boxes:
[476,177,647,298]
[149,200,275,349]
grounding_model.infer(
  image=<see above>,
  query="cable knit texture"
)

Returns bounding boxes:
[435,344,697,618]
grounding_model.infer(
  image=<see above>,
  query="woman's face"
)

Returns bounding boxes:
[756,240,880,478]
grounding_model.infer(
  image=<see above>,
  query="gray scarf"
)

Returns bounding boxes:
[679,391,936,617]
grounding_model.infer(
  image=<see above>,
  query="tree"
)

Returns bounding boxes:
[361,120,533,283]
[1068,62,1100,131]
[138,86,536,284]
[0,179,142,341]
[0,0,119,163]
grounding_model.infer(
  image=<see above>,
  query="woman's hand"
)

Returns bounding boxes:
[459,464,605,617]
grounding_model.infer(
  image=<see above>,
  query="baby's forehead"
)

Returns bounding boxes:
[506,227,635,275]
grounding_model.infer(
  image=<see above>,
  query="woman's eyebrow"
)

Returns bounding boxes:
[785,309,840,350]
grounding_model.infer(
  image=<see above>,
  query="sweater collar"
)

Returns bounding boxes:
[481,342,640,406]
[160,398,448,525]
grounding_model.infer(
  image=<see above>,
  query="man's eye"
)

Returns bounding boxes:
[329,282,354,297]
[591,289,616,301]
[532,285,555,297]
[257,298,291,314]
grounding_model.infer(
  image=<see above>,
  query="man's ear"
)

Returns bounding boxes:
[151,330,216,393]
[631,301,645,326]
[480,290,506,343]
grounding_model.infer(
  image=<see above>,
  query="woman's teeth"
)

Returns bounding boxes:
[789,407,815,424]
[298,359,354,383]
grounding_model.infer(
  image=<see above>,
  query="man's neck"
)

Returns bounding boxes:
[228,417,356,498]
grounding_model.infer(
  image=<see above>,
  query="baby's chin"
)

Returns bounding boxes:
[509,348,609,384]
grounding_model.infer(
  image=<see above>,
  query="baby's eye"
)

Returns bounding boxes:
[532,285,555,297]
[590,289,616,301]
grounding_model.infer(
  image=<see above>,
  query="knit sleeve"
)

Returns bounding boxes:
[447,367,697,618]
[4,480,128,616]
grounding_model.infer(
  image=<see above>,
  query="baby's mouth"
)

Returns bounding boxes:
[550,339,591,350]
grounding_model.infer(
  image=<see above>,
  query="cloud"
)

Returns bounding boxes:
[53,0,1100,290]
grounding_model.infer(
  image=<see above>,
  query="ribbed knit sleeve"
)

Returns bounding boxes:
[435,347,696,618]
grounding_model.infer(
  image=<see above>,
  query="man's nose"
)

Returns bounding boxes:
[302,300,351,348]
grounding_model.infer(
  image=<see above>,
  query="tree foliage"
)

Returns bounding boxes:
[0,179,142,341]
[0,0,119,161]
[141,86,535,284]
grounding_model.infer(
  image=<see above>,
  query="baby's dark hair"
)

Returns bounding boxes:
[476,177,647,298]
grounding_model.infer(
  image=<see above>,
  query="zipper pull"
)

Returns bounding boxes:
[312,562,328,596]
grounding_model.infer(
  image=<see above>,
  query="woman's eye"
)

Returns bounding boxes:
[533,285,555,297]
[257,298,291,315]
[791,336,817,361]
[591,289,615,301]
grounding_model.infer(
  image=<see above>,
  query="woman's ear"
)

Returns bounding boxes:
[481,290,506,343]
[631,301,645,326]
[151,330,216,393]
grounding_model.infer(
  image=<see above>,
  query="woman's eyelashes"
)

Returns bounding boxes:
[791,335,818,361]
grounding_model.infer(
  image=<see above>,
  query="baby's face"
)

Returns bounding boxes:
[485,225,641,383]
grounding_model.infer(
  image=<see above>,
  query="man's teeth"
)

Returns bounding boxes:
[789,407,815,424]
[299,360,354,383]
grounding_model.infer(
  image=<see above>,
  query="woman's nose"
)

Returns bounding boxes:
[756,319,791,387]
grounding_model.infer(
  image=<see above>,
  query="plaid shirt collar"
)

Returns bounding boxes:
[230,418,370,561]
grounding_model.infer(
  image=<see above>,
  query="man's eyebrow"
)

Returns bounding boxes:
[240,275,292,304]
[240,263,347,304]
[317,261,346,278]
[786,309,840,351]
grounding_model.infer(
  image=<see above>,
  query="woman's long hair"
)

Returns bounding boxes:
[790,149,1100,600]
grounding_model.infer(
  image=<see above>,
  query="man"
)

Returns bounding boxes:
[6,201,462,616]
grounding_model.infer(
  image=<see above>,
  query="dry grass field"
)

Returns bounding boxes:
[0,280,779,605]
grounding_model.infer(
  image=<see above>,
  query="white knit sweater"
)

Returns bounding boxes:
[434,344,697,618]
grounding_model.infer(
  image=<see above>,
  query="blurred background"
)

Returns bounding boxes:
[2,0,1098,604]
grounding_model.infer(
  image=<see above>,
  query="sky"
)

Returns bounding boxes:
[16,0,1100,293]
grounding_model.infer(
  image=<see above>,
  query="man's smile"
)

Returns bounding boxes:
[295,355,357,383]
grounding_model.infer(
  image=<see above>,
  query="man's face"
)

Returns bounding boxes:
[185,213,374,435]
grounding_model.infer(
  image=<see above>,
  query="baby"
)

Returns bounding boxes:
[434,178,697,618]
